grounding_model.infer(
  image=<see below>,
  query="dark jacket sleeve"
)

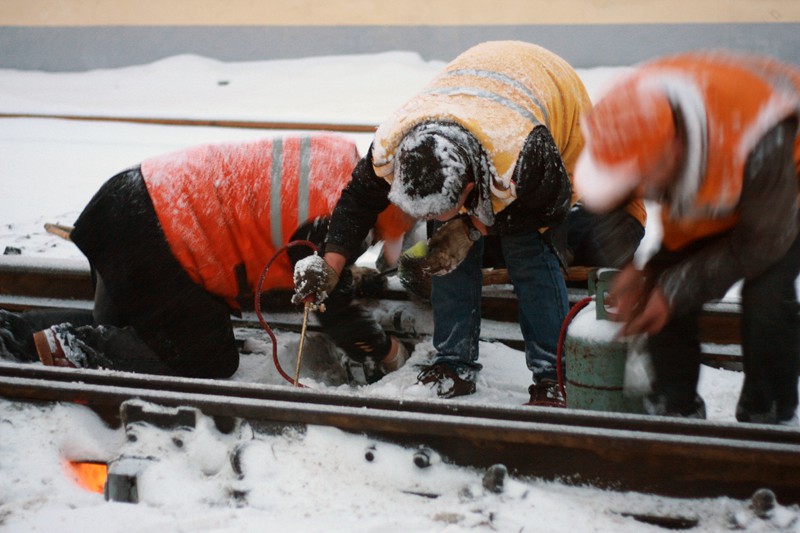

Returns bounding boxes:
[655,118,799,312]
[324,144,392,262]
[492,125,573,235]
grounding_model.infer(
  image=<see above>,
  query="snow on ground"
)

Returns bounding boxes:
[1,52,799,532]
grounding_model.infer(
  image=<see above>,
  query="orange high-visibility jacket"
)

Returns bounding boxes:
[625,54,800,251]
[371,40,591,215]
[141,133,410,309]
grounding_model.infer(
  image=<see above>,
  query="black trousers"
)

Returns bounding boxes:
[69,168,239,378]
[647,233,800,422]
[566,206,644,268]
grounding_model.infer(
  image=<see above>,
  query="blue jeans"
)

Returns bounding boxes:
[430,229,568,382]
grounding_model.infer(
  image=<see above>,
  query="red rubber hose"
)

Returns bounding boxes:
[254,240,318,388]
[556,296,594,401]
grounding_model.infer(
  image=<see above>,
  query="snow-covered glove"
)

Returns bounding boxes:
[424,215,480,276]
[349,266,387,299]
[292,254,340,309]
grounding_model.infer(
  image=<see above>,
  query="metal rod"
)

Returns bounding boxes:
[293,302,311,387]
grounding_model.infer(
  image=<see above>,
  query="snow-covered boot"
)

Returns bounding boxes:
[643,392,706,419]
[33,323,112,369]
[417,362,477,398]
[525,379,566,408]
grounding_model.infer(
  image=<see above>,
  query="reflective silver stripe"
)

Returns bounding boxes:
[439,68,549,128]
[298,135,312,226]
[423,86,541,128]
[270,138,284,247]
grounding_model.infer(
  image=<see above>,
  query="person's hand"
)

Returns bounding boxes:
[617,287,671,337]
[425,216,479,276]
[292,254,339,309]
[609,264,670,337]
[608,264,646,324]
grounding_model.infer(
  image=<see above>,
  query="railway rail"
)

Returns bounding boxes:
[2,362,800,505]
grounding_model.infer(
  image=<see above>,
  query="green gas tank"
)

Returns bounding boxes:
[564,269,644,414]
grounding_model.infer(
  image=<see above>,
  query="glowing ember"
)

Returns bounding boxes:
[64,461,108,494]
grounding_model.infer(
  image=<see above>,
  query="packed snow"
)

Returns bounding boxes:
[1,52,799,532]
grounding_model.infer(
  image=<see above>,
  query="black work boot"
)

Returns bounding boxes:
[643,392,707,419]
[736,390,800,426]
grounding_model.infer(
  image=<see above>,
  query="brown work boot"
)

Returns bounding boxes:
[417,362,476,399]
[33,323,112,369]
[525,379,566,408]
[33,326,78,368]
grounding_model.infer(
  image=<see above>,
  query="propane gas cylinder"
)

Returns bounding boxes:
[564,269,644,414]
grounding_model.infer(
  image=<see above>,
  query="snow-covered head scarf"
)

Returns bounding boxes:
[389,122,494,224]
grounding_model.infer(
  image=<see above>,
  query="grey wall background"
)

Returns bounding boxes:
[1,23,798,71]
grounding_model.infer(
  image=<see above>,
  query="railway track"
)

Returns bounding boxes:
[2,362,799,505]
[1,256,799,506]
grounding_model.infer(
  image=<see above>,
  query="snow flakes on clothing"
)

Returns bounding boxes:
[389,123,470,219]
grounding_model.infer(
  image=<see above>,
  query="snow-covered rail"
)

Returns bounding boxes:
[1,362,799,504]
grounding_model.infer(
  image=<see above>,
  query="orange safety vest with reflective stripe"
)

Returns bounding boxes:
[141,133,361,308]
[626,54,800,251]
[371,40,591,215]
[740,55,800,179]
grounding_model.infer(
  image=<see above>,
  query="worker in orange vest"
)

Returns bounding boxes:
[0,133,412,383]
[575,51,800,425]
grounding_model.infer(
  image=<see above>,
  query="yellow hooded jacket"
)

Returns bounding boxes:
[371,40,591,215]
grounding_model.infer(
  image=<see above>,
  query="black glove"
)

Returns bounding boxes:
[292,254,340,309]
[349,266,388,299]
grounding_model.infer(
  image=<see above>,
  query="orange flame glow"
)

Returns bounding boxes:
[64,461,108,494]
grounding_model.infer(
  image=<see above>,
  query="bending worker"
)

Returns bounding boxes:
[575,51,800,425]
[0,133,411,382]
[293,40,590,401]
